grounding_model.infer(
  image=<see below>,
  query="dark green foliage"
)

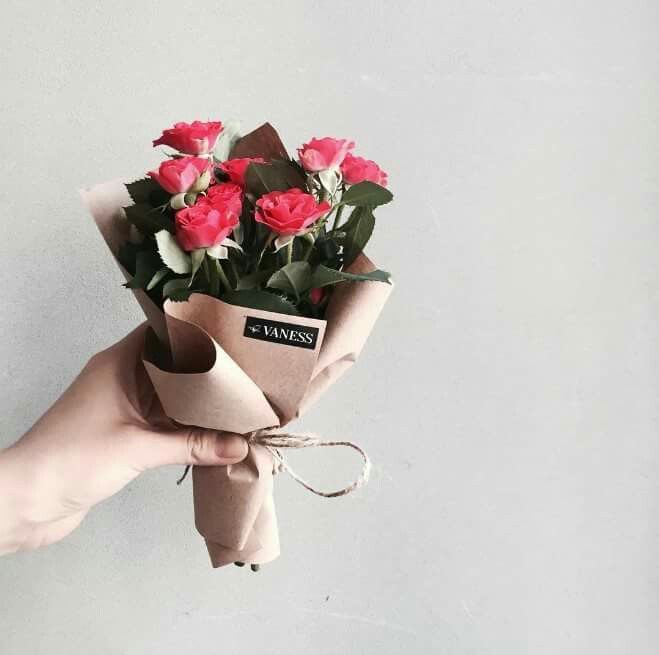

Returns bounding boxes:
[222,289,301,316]
[244,160,307,198]
[121,123,394,318]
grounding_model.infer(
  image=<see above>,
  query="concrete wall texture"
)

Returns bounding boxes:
[1,1,658,653]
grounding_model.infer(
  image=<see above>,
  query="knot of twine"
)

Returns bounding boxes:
[247,430,371,498]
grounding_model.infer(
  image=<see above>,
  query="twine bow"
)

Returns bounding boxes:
[176,430,371,498]
[248,430,371,498]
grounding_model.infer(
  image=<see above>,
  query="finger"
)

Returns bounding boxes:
[133,428,248,470]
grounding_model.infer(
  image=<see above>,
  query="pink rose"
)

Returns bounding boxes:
[153,120,224,155]
[218,157,266,187]
[175,196,240,252]
[340,153,388,187]
[255,189,330,235]
[148,157,211,194]
[297,137,354,172]
[203,182,243,215]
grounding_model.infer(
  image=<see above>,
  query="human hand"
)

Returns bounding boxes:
[0,324,248,554]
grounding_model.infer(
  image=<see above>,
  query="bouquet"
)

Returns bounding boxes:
[82,119,393,569]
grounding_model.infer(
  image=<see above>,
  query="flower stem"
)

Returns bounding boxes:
[204,256,219,297]
[253,233,274,273]
[286,239,294,265]
[332,204,345,231]
[215,260,232,292]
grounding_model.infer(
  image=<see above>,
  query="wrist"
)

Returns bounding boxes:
[0,445,39,554]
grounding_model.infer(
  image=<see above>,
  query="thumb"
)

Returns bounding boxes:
[132,427,249,470]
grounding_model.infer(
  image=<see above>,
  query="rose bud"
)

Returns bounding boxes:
[148,156,211,194]
[153,120,224,155]
[309,287,325,304]
[297,137,354,172]
[340,153,388,187]
[175,198,240,252]
[255,189,331,235]
[218,157,266,187]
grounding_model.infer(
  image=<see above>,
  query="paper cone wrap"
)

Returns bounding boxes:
[81,178,391,567]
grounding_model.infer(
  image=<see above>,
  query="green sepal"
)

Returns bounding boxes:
[146,267,170,291]
[189,249,206,286]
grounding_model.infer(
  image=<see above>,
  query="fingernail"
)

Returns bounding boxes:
[215,434,248,461]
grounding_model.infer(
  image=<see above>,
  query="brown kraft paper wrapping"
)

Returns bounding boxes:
[81,179,392,567]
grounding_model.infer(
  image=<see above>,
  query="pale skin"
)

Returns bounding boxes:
[0,324,248,555]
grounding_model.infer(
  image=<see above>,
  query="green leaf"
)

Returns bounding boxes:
[336,206,364,234]
[155,230,192,274]
[162,277,191,300]
[168,288,194,302]
[124,203,173,234]
[222,289,301,316]
[273,159,307,188]
[266,262,312,299]
[236,268,275,290]
[125,178,160,205]
[310,264,392,288]
[229,122,289,161]
[314,236,341,262]
[342,207,375,267]
[124,250,163,290]
[237,201,256,250]
[245,160,307,198]
[341,181,393,207]
[117,241,140,275]
[146,267,170,291]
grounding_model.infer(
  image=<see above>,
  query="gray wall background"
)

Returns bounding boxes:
[1,1,658,653]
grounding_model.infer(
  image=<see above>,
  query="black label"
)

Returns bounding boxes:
[243,316,319,350]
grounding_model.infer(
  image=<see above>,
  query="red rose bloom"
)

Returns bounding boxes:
[175,192,240,252]
[297,137,354,172]
[340,153,388,187]
[148,157,210,194]
[204,182,243,215]
[153,120,223,155]
[255,189,330,235]
[218,157,265,187]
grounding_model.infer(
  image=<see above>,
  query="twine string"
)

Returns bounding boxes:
[176,431,371,498]
[248,431,371,498]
